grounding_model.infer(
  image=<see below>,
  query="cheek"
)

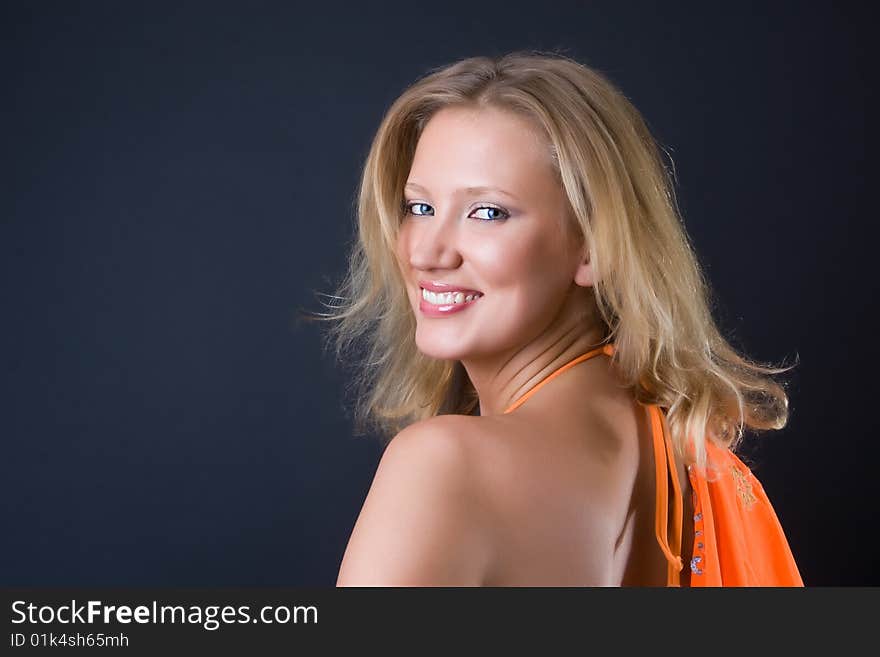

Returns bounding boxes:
[395,224,407,260]
[473,230,567,292]
[393,230,414,310]
[395,225,413,272]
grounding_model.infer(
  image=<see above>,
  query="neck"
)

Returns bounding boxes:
[461,286,608,416]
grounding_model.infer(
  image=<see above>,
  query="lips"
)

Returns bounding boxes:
[417,282,482,317]
[418,280,482,295]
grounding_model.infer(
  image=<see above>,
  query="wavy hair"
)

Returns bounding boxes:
[309,50,797,473]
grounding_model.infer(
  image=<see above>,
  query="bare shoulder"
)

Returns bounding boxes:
[457,410,639,585]
[336,415,494,586]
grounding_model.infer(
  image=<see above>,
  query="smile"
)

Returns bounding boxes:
[421,288,483,305]
[418,286,483,317]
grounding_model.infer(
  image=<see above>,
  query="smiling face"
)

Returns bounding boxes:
[396,105,591,362]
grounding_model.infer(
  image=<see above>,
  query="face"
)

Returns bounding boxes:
[396,105,589,361]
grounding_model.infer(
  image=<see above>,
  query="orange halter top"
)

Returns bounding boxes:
[502,342,804,587]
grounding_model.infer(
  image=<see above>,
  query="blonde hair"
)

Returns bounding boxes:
[310,50,797,472]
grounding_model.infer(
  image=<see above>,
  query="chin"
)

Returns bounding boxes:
[413,327,472,361]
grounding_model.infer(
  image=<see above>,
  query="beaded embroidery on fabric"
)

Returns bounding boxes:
[730,465,758,509]
[688,468,706,577]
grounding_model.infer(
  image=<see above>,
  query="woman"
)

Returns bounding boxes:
[319,51,803,586]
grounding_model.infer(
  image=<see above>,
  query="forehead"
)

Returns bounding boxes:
[407,106,558,196]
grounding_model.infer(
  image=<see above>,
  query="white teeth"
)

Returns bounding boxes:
[421,288,482,305]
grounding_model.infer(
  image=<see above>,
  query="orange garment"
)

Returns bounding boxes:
[502,342,803,587]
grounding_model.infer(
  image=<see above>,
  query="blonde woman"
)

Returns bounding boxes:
[319,51,803,586]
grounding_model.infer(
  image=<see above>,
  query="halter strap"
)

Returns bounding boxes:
[502,343,616,414]
[645,403,685,585]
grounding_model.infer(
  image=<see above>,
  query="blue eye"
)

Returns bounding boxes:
[470,206,509,221]
[404,201,433,216]
[403,201,509,221]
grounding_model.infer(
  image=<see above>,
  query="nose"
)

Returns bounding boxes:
[404,212,463,272]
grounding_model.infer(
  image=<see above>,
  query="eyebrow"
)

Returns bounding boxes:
[404,182,519,201]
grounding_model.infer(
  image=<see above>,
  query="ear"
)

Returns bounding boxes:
[573,248,595,288]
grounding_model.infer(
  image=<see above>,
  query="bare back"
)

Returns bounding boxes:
[461,358,694,586]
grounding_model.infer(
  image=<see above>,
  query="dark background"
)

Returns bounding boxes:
[1,1,873,586]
